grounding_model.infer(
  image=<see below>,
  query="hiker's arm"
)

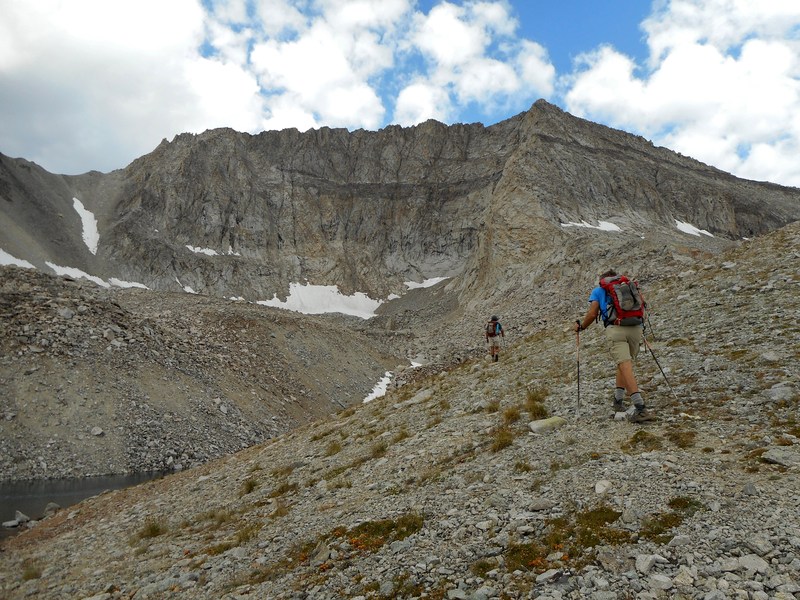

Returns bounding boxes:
[575,301,600,332]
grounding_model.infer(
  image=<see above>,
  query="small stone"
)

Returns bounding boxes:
[673,565,695,586]
[636,554,657,574]
[741,482,758,495]
[668,535,691,547]
[595,480,613,494]
[528,416,568,433]
[536,569,562,583]
[43,502,61,517]
[648,573,673,590]
[763,383,796,402]
[746,536,774,556]
[761,448,800,467]
[470,586,496,600]
[528,498,556,511]
[738,554,769,574]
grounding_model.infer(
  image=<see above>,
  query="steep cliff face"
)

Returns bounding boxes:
[1,100,798,306]
[511,101,798,235]
[455,100,800,310]
[104,116,519,300]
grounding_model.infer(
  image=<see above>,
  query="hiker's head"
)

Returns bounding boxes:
[490,315,498,322]
[601,269,617,279]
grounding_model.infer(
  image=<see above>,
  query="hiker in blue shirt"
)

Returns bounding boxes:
[574,269,654,423]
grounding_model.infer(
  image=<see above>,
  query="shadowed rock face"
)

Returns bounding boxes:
[2,100,799,305]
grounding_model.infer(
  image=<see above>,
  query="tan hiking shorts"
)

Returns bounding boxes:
[487,336,501,349]
[604,325,643,364]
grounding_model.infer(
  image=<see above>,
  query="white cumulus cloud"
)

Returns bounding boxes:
[565,0,800,186]
[395,1,554,124]
[3,0,799,189]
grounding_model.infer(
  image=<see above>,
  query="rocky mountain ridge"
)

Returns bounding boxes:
[2,100,799,306]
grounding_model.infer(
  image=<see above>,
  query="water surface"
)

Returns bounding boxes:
[0,472,165,540]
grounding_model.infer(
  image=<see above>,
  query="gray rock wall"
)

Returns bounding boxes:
[1,100,799,306]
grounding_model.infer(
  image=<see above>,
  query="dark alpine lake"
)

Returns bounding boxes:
[0,472,165,540]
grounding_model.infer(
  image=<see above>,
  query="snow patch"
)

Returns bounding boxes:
[363,371,393,403]
[4,253,148,288]
[73,197,99,255]
[46,262,110,287]
[404,276,449,289]
[561,220,622,232]
[187,245,218,256]
[257,283,382,319]
[675,220,714,237]
[175,277,198,294]
[0,249,35,268]
[186,245,241,256]
[108,278,149,289]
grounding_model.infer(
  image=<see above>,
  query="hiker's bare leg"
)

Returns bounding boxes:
[615,360,638,395]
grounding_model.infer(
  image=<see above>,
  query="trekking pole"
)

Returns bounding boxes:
[575,325,581,419]
[642,335,678,401]
[645,308,657,342]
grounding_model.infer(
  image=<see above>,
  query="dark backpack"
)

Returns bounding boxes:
[486,321,500,336]
[598,275,644,326]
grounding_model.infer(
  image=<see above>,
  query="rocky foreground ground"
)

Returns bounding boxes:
[0,222,798,600]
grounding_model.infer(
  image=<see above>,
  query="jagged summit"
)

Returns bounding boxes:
[2,101,799,306]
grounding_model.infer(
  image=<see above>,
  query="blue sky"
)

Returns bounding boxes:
[513,2,652,73]
[1,0,800,187]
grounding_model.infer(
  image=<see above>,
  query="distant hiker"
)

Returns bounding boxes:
[485,315,504,362]
[574,270,654,423]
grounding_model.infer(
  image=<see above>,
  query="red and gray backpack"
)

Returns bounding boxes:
[485,319,501,337]
[598,275,645,326]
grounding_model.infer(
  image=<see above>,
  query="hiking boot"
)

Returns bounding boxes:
[612,399,625,413]
[628,407,655,423]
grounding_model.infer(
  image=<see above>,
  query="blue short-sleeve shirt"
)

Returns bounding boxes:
[589,286,611,324]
